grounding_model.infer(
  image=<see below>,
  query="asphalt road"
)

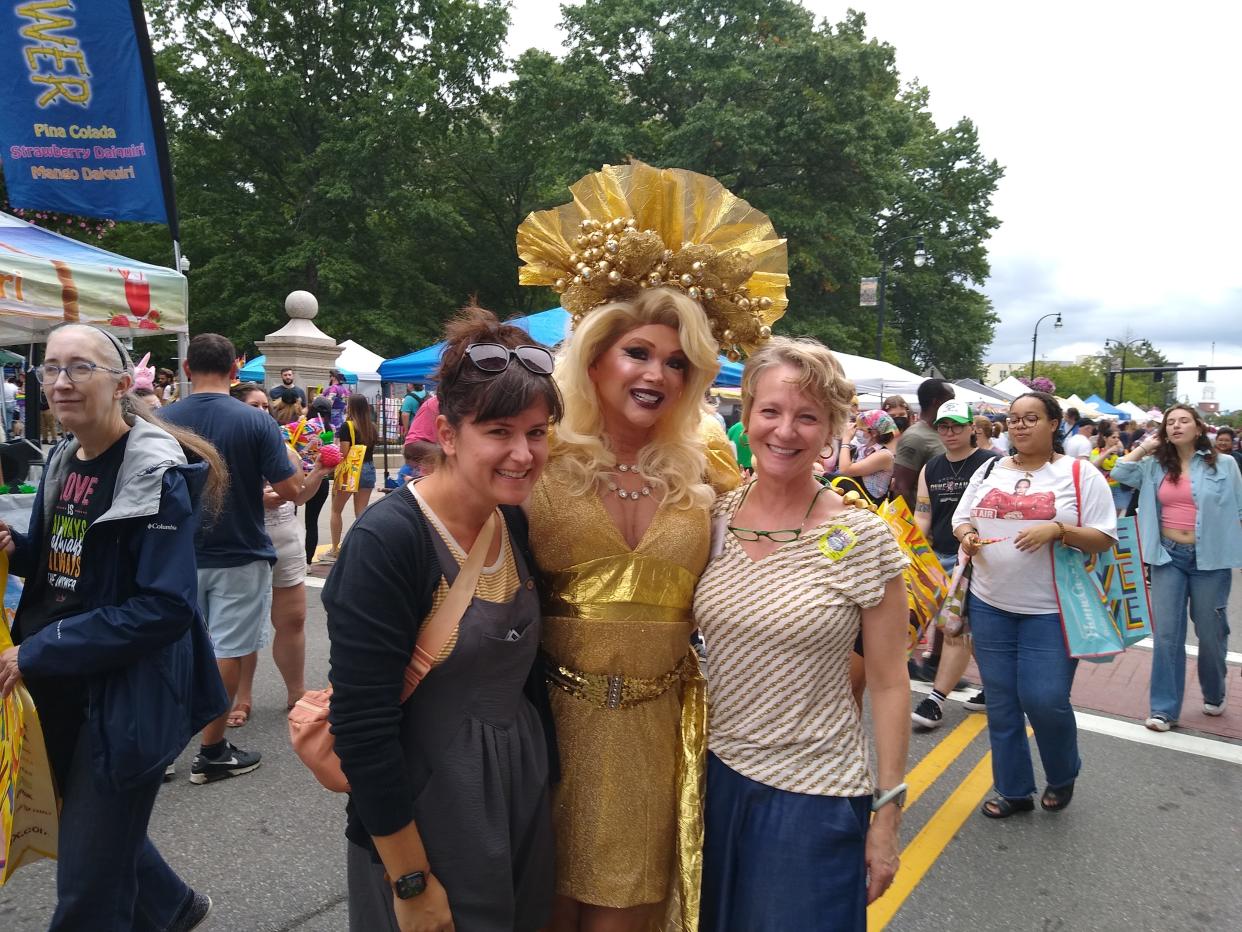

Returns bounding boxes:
[3,570,1240,931]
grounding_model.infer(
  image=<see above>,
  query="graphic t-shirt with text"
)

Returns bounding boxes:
[35,433,129,634]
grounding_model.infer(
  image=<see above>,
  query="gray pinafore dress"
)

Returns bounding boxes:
[346,516,554,931]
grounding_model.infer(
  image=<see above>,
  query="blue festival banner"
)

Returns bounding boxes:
[0,1,177,232]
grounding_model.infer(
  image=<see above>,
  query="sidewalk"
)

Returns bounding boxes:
[961,647,1241,741]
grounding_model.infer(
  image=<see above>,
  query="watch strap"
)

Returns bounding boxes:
[872,782,908,812]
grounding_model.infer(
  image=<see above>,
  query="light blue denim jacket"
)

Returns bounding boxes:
[1111,450,1242,570]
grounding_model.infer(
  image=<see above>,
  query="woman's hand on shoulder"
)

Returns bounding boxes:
[0,519,13,555]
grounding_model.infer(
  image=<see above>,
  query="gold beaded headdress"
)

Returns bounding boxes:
[516,160,789,359]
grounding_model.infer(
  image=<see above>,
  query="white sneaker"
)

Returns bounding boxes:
[1204,698,1227,716]
[1144,714,1174,732]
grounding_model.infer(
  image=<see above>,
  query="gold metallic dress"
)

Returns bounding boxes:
[527,434,738,929]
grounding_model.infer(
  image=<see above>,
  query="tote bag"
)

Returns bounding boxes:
[1,560,59,884]
[334,421,367,493]
[1051,460,1154,661]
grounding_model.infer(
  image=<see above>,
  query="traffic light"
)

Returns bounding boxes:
[1153,369,1164,383]
[1198,367,1208,382]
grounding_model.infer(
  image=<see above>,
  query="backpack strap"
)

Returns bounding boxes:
[1071,457,1083,527]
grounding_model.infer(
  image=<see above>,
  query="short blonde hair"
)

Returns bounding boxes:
[550,287,720,509]
[740,337,854,440]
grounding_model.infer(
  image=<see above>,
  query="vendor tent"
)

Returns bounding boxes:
[1085,394,1130,420]
[239,355,356,385]
[991,375,1031,399]
[1116,401,1152,422]
[0,211,187,342]
[956,378,1016,402]
[1061,394,1102,417]
[379,307,572,383]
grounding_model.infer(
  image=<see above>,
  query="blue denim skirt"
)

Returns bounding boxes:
[702,753,871,932]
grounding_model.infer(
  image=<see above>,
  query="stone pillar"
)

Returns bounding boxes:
[255,291,341,400]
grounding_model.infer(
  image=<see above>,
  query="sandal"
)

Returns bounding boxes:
[1041,782,1075,812]
[226,702,251,728]
[980,795,1035,819]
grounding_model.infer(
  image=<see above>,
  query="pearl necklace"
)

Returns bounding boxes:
[607,462,653,501]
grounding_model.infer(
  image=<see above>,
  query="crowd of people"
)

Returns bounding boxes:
[0,161,1239,932]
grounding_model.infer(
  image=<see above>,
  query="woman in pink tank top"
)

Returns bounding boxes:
[1112,404,1242,733]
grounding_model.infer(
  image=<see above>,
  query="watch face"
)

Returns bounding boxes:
[395,871,427,899]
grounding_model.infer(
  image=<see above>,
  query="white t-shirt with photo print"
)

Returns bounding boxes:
[951,455,1117,614]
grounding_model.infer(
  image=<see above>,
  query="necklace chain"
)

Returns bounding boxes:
[608,462,652,502]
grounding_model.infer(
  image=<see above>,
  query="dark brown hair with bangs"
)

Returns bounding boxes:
[433,304,563,431]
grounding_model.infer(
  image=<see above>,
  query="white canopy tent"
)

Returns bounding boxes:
[334,339,384,401]
[1061,393,1102,417]
[833,351,1004,411]
[1116,401,1153,422]
[991,375,1031,399]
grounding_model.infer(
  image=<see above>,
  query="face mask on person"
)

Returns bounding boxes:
[892,415,910,432]
[854,430,866,444]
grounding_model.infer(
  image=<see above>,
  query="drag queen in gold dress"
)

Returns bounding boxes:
[517,162,788,931]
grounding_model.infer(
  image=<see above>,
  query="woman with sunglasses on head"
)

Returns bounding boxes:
[836,409,899,504]
[694,338,910,930]
[517,163,769,932]
[323,306,562,931]
[0,323,227,930]
[1112,404,1242,732]
[951,392,1117,818]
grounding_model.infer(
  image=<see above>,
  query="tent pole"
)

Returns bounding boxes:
[172,240,190,399]
[381,381,390,487]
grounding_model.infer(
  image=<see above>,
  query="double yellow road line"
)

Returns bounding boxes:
[868,715,1027,930]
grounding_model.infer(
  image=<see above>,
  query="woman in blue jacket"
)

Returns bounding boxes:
[1112,404,1242,732]
[0,324,228,931]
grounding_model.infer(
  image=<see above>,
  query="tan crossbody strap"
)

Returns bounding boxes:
[400,510,498,700]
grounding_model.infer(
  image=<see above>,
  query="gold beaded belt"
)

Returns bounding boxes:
[544,651,696,710]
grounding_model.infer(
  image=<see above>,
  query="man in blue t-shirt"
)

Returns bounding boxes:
[399,382,427,433]
[163,335,309,784]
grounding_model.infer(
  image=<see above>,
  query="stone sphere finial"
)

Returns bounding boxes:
[285,290,318,320]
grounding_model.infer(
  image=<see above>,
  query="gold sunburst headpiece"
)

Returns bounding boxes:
[517,160,789,359]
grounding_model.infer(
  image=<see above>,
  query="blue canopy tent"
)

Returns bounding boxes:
[378,307,744,386]
[1084,394,1130,421]
[239,355,356,385]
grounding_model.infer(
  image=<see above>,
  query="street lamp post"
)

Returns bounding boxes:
[1030,312,1063,380]
[1104,337,1144,403]
[874,233,928,360]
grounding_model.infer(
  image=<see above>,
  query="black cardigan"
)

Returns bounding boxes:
[322,487,558,846]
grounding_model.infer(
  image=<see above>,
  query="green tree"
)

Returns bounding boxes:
[510,1,1004,373]
[106,0,510,356]
[1037,340,1174,410]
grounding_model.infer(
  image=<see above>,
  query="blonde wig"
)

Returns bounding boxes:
[740,337,854,441]
[550,287,720,509]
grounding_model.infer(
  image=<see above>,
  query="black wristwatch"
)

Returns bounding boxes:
[392,870,428,899]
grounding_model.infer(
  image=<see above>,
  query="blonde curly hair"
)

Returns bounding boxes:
[740,337,854,441]
[549,287,720,509]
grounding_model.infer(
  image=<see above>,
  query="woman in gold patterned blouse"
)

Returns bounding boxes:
[527,286,739,931]
[694,338,910,931]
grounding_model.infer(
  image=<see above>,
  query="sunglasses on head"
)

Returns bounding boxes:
[464,343,554,376]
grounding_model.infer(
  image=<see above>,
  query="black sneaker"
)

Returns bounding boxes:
[963,690,986,712]
[170,892,212,931]
[190,741,261,784]
[907,659,935,683]
[911,696,944,729]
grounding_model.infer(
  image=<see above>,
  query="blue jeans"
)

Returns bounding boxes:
[51,726,192,931]
[967,593,1081,799]
[1149,538,1232,719]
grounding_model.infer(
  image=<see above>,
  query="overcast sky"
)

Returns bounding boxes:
[504,1,1242,409]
